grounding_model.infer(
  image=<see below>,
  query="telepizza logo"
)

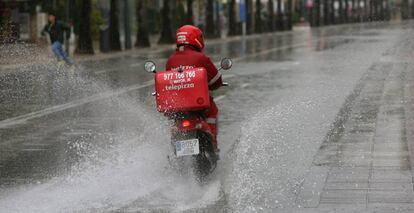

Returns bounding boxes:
[165,83,195,91]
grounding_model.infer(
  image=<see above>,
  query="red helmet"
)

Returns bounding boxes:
[176,25,205,50]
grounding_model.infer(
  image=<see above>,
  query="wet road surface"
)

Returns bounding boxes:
[1,21,414,212]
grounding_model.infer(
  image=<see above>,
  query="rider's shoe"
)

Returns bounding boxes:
[57,60,65,66]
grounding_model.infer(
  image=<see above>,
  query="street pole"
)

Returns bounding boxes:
[240,0,247,36]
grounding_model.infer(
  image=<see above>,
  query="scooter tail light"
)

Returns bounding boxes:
[182,120,191,128]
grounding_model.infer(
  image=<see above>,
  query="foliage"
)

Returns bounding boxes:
[292,11,301,24]
[72,0,102,40]
[90,0,103,40]
[37,0,66,19]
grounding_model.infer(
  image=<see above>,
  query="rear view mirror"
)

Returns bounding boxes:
[144,61,157,73]
[220,58,233,70]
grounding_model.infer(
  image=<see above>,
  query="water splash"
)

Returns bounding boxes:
[0,63,221,212]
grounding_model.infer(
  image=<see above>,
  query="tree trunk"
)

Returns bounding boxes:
[124,0,132,49]
[255,0,262,33]
[174,0,186,29]
[186,0,194,24]
[356,0,361,21]
[387,0,391,20]
[379,0,384,20]
[344,0,349,22]
[369,0,373,20]
[411,0,414,19]
[350,0,355,22]
[324,0,329,25]
[330,0,335,24]
[315,0,320,26]
[205,0,216,37]
[373,0,378,20]
[228,0,238,36]
[109,0,121,51]
[135,0,150,47]
[286,0,292,30]
[267,0,275,32]
[402,0,409,19]
[376,0,381,20]
[277,0,283,30]
[76,0,94,54]
[338,0,343,23]
[246,0,253,34]
[158,0,174,44]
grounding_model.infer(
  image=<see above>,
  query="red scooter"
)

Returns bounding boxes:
[144,58,232,179]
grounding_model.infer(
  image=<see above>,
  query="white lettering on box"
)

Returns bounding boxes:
[165,83,195,91]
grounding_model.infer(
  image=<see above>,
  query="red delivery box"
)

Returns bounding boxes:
[155,67,211,112]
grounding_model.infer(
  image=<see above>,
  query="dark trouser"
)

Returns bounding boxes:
[51,41,73,65]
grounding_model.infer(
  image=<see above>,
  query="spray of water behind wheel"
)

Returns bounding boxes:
[0,60,224,212]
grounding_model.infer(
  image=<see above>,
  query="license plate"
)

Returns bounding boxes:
[175,139,200,157]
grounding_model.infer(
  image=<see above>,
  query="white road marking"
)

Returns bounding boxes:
[214,95,226,102]
[95,69,116,75]
[241,83,250,88]
[0,80,154,129]
[130,63,141,68]
[22,143,49,146]
[21,149,48,152]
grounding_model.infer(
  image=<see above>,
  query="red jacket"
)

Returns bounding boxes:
[166,46,222,90]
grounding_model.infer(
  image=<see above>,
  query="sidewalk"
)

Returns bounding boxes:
[296,56,414,211]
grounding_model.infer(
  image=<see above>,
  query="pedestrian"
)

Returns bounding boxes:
[41,12,73,66]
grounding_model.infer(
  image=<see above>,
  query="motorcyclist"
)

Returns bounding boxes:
[166,25,223,153]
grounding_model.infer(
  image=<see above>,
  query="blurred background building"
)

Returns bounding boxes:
[0,0,409,54]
